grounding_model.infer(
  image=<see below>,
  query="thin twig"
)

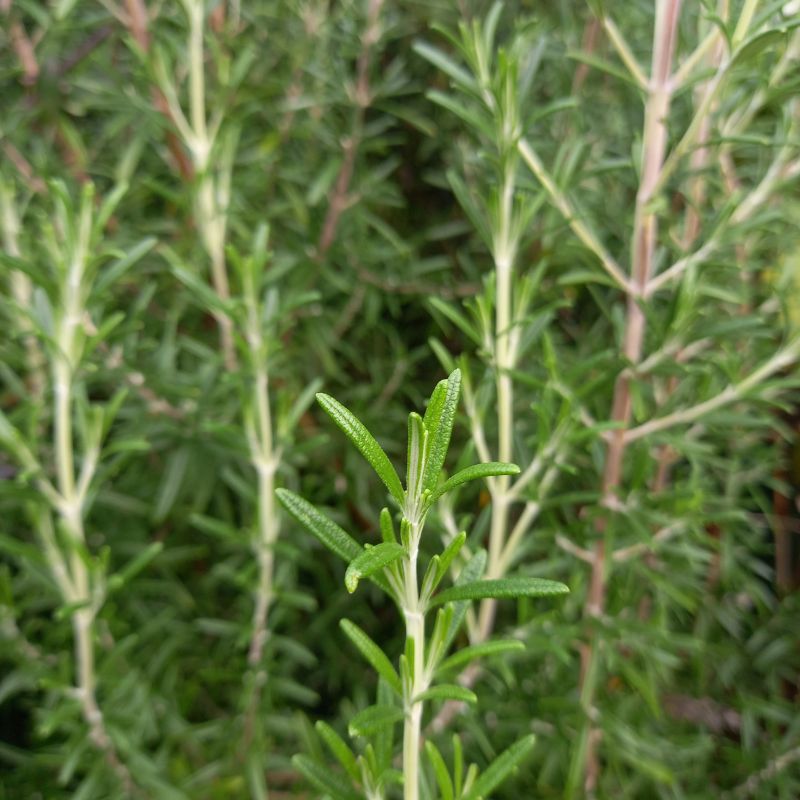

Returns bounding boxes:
[612,522,685,562]
[602,16,648,90]
[624,341,800,444]
[315,0,385,261]
[518,139,634,295]
[569,4,683,795]
[726,744,800,798]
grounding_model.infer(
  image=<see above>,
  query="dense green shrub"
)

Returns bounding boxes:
[1,1,799,798]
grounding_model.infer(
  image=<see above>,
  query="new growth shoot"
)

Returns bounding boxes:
[278,369,568,799]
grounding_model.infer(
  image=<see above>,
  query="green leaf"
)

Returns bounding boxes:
[340,619,402,695]
[426,741,455,800]
[316,393,405,504]
[167,256,232,316]
[430,462,520,503]
[421,369,461,493]
[426,90,493,140]
[292,755,360,800]
[276,489,360,563]
[379,507,396,543]
[95,236,157,293]
[445,549,487,650]
[412,40,479,93]
[107,542,163,593]
[438,640,525,674]
[464,735,537,799]
[375,680,396,771]
[348,705,405,738]
[246,752,268,800]
[436,531,467,586]
[414,685,477,705]
[152,446,189,523]
[315,721,360,782]
[406,412,425,497]
[732,29,788,68]
[423,379,447,433]
[432,577,569,607]
[345,542,404,593]
[429,297,482,346]
[453,735,465,798]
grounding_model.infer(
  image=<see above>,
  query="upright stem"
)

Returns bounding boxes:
[403,611,425,800]
[241,270,280,765]
[1,183,44,397]
[48,196,136,792]
[569,3,682,797]
[402,521,427,800]
[246,363,278,669]
[183,0,237,369]
[478,165,517,638]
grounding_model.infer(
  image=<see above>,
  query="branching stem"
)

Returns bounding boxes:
[568,4,683,796]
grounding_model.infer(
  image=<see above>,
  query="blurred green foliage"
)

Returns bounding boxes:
[1,1,799,798]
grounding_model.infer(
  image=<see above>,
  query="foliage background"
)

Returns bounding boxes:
[1,1,799,798]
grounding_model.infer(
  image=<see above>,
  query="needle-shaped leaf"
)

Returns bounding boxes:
[315,721,360,782]
[292,755,361,800]
[421,369,461,493]
[406,412,425,497]
[276,489,360,563]
[348,705,405,738]
[317,393,405,504]
[413,685,477,704]
[437,639,525,674]
[432,577,569,607]
[345,542,405,594]
[425,741,454,800]
[429,462,520,504]
[445,549,487,650]
[436,531,467,587]
[464,734,537,800]
[340,619,402,695]
[423,378,447,434]
[412,41,479,93]
[379,507,396,543]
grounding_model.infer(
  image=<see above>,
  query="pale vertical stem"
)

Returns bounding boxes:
[403,611,424,800]
[241,272,280,769]
[187,0,207,146]
[652,6,725,498]
[570,3,683,797]
[402,522,426,800]
[478,165,517,639]
[246,359,278,668]
[1,183,44,397]
[48,198,135,792]
[184,0,236,370]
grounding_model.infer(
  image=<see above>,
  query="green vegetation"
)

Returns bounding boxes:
[1,1,799,798]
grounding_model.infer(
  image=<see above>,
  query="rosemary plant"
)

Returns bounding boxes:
[278,369,569,800]
[0,180,157,795]
[419,2,800,796]
[2,1,800,798]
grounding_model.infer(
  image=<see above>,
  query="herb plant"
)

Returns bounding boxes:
[1,1,799,798]
[418,2,800,797]
[278,368,569,799]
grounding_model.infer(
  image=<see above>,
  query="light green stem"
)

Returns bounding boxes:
[402,522,427,800]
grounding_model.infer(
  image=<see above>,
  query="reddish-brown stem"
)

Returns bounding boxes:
[572,18,602,94]
[8,18,39,85]
[119,0,194,181]
[577,3,683,795]
[315,0,384,261]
